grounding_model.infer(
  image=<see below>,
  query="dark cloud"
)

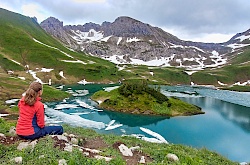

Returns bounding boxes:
[1,0,250,42]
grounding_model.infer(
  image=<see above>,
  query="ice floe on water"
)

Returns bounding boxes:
[140,127,168,144]
[69,112,91,115]
[105,120,123,131]
[121,127,168,144]
[45,108,105,129]
[56,85,65,90]
[54,104,79,110]
[76,99,95,110]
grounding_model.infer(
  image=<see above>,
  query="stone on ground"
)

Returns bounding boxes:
[167,153,179,162]
[118,144,133,156]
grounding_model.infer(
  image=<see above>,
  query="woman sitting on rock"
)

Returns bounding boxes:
[16,81,63,140]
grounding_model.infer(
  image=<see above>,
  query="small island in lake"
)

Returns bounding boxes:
[91,81,204,117]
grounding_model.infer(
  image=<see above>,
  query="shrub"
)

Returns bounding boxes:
[118,80,168,104]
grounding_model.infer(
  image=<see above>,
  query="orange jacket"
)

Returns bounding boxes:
[16,97,45,136]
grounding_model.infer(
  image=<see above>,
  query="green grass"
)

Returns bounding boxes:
[229,48,250,65]
[42,85,71,102]
[0,8,132,84]
[191,72,218,85]
[220,85,250,92]
[0,122,237,164]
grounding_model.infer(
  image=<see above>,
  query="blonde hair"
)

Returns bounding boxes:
[24,82,43,106]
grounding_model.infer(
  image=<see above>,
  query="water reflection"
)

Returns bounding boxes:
[181,97,250,133]
[101,110,167,127]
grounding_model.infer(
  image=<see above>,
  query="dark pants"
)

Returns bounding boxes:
[19,126,63,140]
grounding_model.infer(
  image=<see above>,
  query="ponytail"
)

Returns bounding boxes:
[24,82,42,106]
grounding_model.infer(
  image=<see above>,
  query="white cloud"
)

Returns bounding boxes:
[189,33,233,43]
[21,3,48,22]
[163,27,233,43]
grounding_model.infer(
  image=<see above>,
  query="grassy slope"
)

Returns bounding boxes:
[0,121,238,165]
[0,8,129,84]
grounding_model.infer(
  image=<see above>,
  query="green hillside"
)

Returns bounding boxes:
[0,8,127,85]
[1,7,250,105]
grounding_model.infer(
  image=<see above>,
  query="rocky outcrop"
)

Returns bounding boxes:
[40,17,79,50]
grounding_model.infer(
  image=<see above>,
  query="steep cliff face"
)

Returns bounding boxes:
[40,16,233,69]
[40,17,79,49]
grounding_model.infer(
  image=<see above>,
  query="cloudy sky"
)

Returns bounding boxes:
[1,0,250,43]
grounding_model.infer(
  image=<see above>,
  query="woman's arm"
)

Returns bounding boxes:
[36,103,45,128]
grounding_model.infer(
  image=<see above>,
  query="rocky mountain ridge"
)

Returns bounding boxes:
[40,16,250,70]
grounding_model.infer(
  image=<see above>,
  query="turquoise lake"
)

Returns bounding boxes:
[45,84,250,162]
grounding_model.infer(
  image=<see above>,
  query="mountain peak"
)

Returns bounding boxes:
[114,16,141,24]
[41,17,63,27]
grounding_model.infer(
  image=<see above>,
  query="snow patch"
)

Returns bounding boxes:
[11,60,21,65]
[0,114,9,117]
[33,38,74,58]
[101,36,112,42]
[235,35,250,42]
[184,70,198,75]
[126,37,140,43]
[116,65,126,71]
[18,77,26,80]
[218,81,227,86]
[5,99,19,104]
[41,68,53,72]
[78,79,92,85]
[59,71,66,79]
[227,43,250,51]
[117,37,122,45]
[233,81,250,86]
[103,86,120,92]
[71,29,104,42]
[61,60,87,65]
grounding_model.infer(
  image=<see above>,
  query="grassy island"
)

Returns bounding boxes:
[91,81,204,117]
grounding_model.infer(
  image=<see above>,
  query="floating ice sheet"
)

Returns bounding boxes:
[76,99,95,110]
[54,104,79,110]
[45,108,105,129]
[105,120,123,130]
[140,127,168,144]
